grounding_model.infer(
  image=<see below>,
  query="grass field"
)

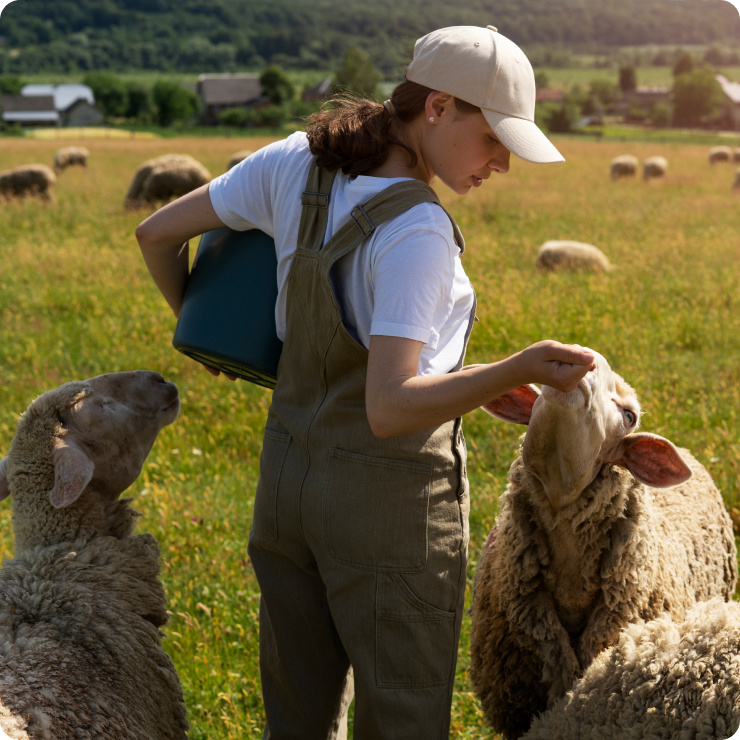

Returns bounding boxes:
[0,135,739,738]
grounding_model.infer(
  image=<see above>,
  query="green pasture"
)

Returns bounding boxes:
[0,136,739,738]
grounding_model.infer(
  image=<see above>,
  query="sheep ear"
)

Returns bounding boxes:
[0,458,9,501]
[49,439,94,509]
[481,384,541,425]
[616,433,692,488]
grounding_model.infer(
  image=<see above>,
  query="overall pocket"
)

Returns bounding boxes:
[252,429,291,541]
[322,448,432,572]
[376,572,457,688]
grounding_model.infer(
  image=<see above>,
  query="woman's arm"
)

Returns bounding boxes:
[366,336,595,438]
[135,184,226,318]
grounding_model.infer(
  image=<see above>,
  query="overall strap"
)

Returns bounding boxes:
[297,161,337,253]
[320,178,465,272]
[297,160,466,264]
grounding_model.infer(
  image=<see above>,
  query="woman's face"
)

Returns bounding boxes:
[421,94,511,195]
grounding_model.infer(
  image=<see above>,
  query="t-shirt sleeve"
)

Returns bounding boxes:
[208,134,306,235]
[368,206,458,351]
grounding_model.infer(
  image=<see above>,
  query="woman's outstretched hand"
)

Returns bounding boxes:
[514,340,595,393]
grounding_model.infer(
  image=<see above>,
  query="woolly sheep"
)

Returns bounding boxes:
[125,153,211,209]
[469,351,736,740]
[731,167,740,192]
[226,149,253,171]
[709,146,732,165]
[522,597,740,739]
[53,146,89,174]
[535,241,612,273]
[610,155,638,180]
[643,155,668,181]
[0,165,56,203]
[0,371,188,739]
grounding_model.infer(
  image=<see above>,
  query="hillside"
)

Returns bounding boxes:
[0,0,739,75]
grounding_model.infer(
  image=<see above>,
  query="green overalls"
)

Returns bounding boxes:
[248,161,475,739]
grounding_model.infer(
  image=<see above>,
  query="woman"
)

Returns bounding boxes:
[137,25,595,740]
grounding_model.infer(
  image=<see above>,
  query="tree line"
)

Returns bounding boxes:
[0,0,739,75]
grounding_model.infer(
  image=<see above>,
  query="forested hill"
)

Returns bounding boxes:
[1,0,739,74]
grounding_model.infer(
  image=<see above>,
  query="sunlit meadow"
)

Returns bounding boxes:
[0,135,739,738]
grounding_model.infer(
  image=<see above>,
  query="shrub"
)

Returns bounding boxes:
[218,106,249,127]
[83,72,127,118]
[260,65,295,105]
[672,66,724,127]
[333,47,382,99]
[152,80,200,126]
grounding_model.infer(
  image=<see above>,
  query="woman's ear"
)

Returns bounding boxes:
[481,384,541,425]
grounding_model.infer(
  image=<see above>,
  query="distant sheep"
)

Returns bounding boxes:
[54,146,89,173]
[643,155,668,181]
[731,167,740,191]
[536,241,612,273]
[0,371,188,739]
[0,164,56,203]
[522,598,740,740]
[469,351,737,739]
[125,153,211,209]
[610,155,638,180]
[226,149,253,171]
[709,146,732,164]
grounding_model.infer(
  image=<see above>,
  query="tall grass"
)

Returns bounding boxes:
[0,136,738,738]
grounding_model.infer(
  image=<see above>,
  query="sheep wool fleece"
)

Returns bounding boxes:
[248,161,474,740]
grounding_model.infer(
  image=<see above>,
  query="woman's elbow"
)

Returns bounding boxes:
[366,404,402,439]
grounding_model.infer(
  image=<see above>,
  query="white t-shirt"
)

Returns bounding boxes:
[208,132,475,376]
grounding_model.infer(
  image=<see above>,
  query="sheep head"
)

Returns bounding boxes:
[0,371,179,551]
[483,351,692,511]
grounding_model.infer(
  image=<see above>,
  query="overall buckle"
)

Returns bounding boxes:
[301,191,329,208]
[351,205,375,237]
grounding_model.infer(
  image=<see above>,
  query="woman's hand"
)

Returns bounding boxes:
[512,340,595,393]
[366,336,595,439]
[202,364,238,382]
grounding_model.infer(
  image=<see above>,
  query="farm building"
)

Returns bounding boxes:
[2,84,103,128]
[197,74,269,125]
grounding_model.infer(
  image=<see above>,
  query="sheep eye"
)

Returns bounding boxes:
[624,409,636,426]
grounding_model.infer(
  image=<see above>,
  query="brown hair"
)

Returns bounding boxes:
[306,80,481,178]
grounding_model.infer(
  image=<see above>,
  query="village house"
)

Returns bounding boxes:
[197,74,269,125]
[1,83,103,128]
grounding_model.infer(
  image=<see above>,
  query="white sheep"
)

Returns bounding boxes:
[610,155,638,180]
[522,597,740,739]
[535,241,612,273]
[125,154,211,209]
[0,371,188,739]
[709,146,732,165]
[0,165,56,203]
[731,167,740,192]
[469,351,737,740]
[53,146,89,174]
[643,155,668,181]
[226,149,253,171]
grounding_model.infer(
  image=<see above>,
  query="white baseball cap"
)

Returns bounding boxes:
[406,25,565,164]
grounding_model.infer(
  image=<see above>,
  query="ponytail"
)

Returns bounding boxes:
[306,80,481,178]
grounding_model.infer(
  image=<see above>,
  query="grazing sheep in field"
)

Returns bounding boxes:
[522,598,740,740]
[125,153,210,209]
[709,146,732,165]
[0,164,56,203]
[610,155,638,180]
[469,352,736,740]
[0,371,188,739]
[54,146,89,173]
[226,149,253,171]
[643,155,668,181]
[535,241,612,273]
[731,167,740,192]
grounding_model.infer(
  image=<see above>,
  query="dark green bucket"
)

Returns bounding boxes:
[172,227,283,389]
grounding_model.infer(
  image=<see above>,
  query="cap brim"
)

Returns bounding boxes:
[482,109,565,164]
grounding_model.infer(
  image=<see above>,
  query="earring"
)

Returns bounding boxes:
[428,116,435,122]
